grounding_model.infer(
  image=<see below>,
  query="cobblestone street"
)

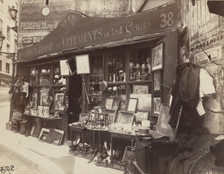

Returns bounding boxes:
[0,145,41,174]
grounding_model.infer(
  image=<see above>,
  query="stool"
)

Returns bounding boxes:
[11,119,21,132]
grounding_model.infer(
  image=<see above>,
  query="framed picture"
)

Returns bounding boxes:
[105,98,114,110]
[130,94,151,111]
[116,111,134,125]
[37,105,43,116]
[135,111,149,122]
[127,98,138,113]
[152,96,162,116]
[75,54,90,74]
[112,99,120,110]
[43,106,49,117]
[133,85,148,94]
[39,128,50,141]
[60,60,70,76]
[52,129,64,145]
[122,146,135,163]
[54,92,65,111]
[153,70,162,92]
[105,109,117,123]
[152,43,163,71]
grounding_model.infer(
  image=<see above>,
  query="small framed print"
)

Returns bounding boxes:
[116,111,134,125]
[52,129,64,145]
[39,128,50,141]
[105,98,114,110]
[153,70,162,92]
[112,99,120,110]
[127,98,138,113]
[152,43,163,71]
[152,96,162,116]
[38,106,43,116]
[54,92,65,111]
[133,85,148,94]
[122,146,135,163]
[75,54,90,74]
[60,60,70,76]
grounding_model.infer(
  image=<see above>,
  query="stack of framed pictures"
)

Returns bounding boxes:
[38,128,64,145]
[151,43,163,124]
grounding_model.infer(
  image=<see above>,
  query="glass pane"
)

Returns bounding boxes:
[129,48,151,81]
[108,52,125,82]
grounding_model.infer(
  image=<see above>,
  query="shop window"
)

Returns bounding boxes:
[6,63,10,73]
[39,65,51,86]
[108,52,125,83]
[0,19,3,33]
[6,43,10,52]
[129,47,151,83]
[14,39,17,51]
[88,54,104,109]
[7,26,10,41]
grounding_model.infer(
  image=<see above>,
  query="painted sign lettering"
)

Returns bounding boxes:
[18,2,180,60]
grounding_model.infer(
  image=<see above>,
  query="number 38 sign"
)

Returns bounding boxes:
[160,12,175,28]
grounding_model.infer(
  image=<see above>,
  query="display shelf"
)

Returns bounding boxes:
[108,82,126,85]
[23,113,62,120]
[52,84,66,87]
[128,80,151,84]
[88,94,102,97]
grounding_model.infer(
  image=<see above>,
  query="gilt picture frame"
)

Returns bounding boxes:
[152,43,163,71]
[127,98,138,113]
[152,96,162,116]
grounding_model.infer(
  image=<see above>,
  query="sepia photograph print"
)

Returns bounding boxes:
[153,70,162,92]
[1,0,224,174]
[152,96,162,116]
[151,43,163,71]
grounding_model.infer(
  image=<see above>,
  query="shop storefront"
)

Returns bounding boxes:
[8,2,190,173]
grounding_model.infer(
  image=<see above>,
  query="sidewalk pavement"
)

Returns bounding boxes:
[0,103,123,174]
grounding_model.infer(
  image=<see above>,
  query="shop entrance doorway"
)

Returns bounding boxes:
[68,58,82,124]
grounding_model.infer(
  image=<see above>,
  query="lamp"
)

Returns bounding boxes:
[9,6,18,21]
[9,6,18,32]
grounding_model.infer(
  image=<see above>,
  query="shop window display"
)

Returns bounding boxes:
[129,48,151,81]
[88,54,104,109]
[24,63,67,118]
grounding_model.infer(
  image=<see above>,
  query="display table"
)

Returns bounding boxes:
[23,113,67,139]
[133,161,149,174]
[109,131,136,170]
[69,125,86,150]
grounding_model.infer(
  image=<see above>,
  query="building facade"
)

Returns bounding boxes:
[0,0,18,86]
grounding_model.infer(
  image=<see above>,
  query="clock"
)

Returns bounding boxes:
[42,7,50,16]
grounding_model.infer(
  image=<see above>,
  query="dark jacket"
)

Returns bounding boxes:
[169,62,200,128]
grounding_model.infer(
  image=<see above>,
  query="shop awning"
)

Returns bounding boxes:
[207,0,224,17]
[17,2,180,63]
[0,73,12,82]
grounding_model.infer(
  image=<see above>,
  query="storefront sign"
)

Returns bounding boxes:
[20,0,73,31]
[194,45,222,65]
[22,36,45,45]
[18,2,180,60]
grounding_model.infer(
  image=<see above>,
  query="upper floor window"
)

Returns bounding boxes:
[6,43,10,52]
[14,39,17,51]
[6,63,10,73]
[0,60,2,71]
[0,19,2,33]
[7,26,10,41]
